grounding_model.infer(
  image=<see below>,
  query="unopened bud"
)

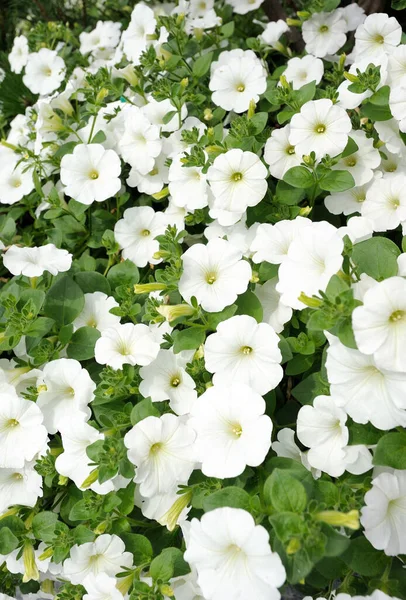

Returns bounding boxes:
[38,547,54,561]
[298,293,323,308]
[58,475,68,486]
[96,88,109,104]
[180,77,189,88]
[152,186,169,201]
[299,206,312,217]
[160,490,193,531]
[81,468,99,489]
[315,509,360,530]
[250,271,259,284]
[23,544,39,582]
[344,72,358,83]
[157,304,196,323]
[204,108,213,121]
[286,538,301,555]
[134,282,167,294]
[286,18,301,26]
[160,584,175,596]
[94,520,108,535]
[247,99,256,119]
[279,75,290,90]
[116,572,135,596]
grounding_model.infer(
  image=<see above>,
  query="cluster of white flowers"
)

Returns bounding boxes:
[1,0,406,599]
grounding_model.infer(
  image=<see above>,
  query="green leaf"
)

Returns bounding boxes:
[264,469,307,512]
[107,260,139,289]
[172,328,205,353]
[130,398,160,425]
[319,170,355,192]
[74,271,111,295]
[283,166,314,189]
[392,0,406,8]
[91,130,107,144]
[205,304,237,331]
[121,533,153,563]
[203,487,251,512]
[250,112,268,134]
[269,512,305,543]
[150,548,190,582]
[352,237,400,281]
[292,372,329,405]
[235,290,263,323]
[341,137,359,158]
[193,52,213,77]
[275,181,305,206]
[0,527,19,554]
[43,276,85,325]
[321,523,350,557]
[162,110,177,125]
[315,480,339,507]
[348,420,382,445]
[32,512,58,543]
[342,537,390,576]
[67,326,101,360]
[73,525,95,545]
[373,432,406,469]
[294,81,316,107]
[362,100,392,121]
[25,317,55,337]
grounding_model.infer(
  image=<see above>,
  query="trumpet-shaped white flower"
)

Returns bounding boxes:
[126,152,169,195]
[169,153,209,211]
[361,470,406,556]
[332,130,381,187]
[251,216,311,265]
[389,83,406,133]
[263,124,301,180]
[60,144,121,205]
[353,13,402,61]
[95,323,160,370]
[124,413,196,497]
[83,573,123,600]
[387,45,406,88]
[260,20,290,49]
[0,161,34,205]
[324,182,370,216]
[283,55,324,89]
[121,4,157,64]
[362,174,406,231]
[118,106,162,174]
[297,395,349,477]
[228,0,265,13]
[184,507,286,600]
[63,534,133,584]
[73,292,120,333]
[23,48,66,96]
[142,97,187,133]
[0,384,47,468]
[37,359,95,434]
[189,383,273,478]
[0,463,43,514]
[254,278,293,334]
[289,99,352,159]
[209,49,267,114]
[114,206,168,267]
[204,315,283,395]
[139,349,197,415]
[8,35,29,74]
[178,238,252,312]
[302,11,347,58]
[2,243,71,277]
[352,276,406,372]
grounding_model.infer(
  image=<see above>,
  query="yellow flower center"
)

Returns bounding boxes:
[150,442,163,456]
[89,170,99,180]
[241,345,253,355]
[230,423,243,438]
[232,172,243,182]
[7,418,19,428]
[319,25,329,33]
[236,84,245,92]
[389,310,405,323]
[170,376,181,387]
[374,34,385,45]
[141,229,151,237]
[316,124,326,134]
[206,272,217,285]
[286,145,296,155]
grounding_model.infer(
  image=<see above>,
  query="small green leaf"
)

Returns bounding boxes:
[193,52,213,77]
[0,527,19,554]
[43,276,85,325]
[283,166,314,189]
[107,260,139,289]
[264,469,307,512]
[373,432,406,469]
[130,398,160,425]
[172,328,205,353]
[342,537,390,576]
[319,170,355,192]
[235,290,263,323]
[203,487,251,512]
[32,512,58,543]
[150,548,190,582]
[67,326,101,360]
[74,271,111,295]
[352,237,400,281]
[121,533,153,563]
[341,137,359,158]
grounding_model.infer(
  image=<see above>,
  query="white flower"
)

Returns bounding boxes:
[114,206,168,267]
[139,349,197,415]
[0,383,47,468]
[389,83,406,133]
[263,124,301,180]
[375,119,404,154]
[353,276,406,372]
[297,395,349,477]
[118,106,162,174]
[0,160,34,205]
[142,97,187,133]
[8,35,29,74]
[0,463,43,514]
[387,45,406,88]
[189,383,273,478]
[3,244,72,277]
[338,215,374,244]
[324,182,370,216]
[121,4,157,64]
[207,149,268,218]
[339,4,366,31]
[178,238,252,312]
[184,507,286,600]
[260,20,289,49]
[168,152,209,211]
[95,323,160,370]
[37,359,95,434]
[60,144,121,205]
[302,11,347,58]
[276,221,344,310]
[361,470,406,556]
[209,49,267,114]
[63,534,133,584]
[337,56,388,110]
[289,99,352,159]
[126,152,169,195]
[7,114,30,146]
[353,13,402,61]
[326,333,406,429]
[332,130,381,187]
[204,315,283,395]
[79,21,121,56]
[56,418,114,494]
[254,278,293,333]
[283,55,324,90]
[23,49,66,96]
[228,0,265,14]
[83,574,123,600]
[135,485,191,530]
[251,216,311,264]
[0,361,41,396]
[361,174,406,231]
[73,292,120,333]
[124,413,196,497]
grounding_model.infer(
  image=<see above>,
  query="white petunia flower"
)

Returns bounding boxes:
[139,349,197,415]
[79,21,121,56]
[361,174,406,231]
[338,4,366,31]
[251,216,311,265]
[63,534,133,584]
[3,244,72,277]
[352,13,402,62]
[326,333,406,429]
[361,470,406,556]
[169,152,209,211]
[95,323,160,370]
[289,99,352,159]
[114,205,168,267]
[375,119,404,154]
[142,97,187,133]
[0,463,43,514]
[124,413,196,497]
[73,292,120,333]
[37,359,95,434]
[184,507,286,600]
[178,238,252,312]
[389,83,406,133]
[209,49,267,114]
[83,573,123,600]
[324,182,370,216]
[283,55,324,90]
[189,383,273,478]
[297,395,349,477]
[0,383,47,468]
[60,144,121,205]
[204,315,283,395]
[118,106,162,174]
[121,4,157,64]
[302,11,347,58]
[23,48,66,96]
[332,130,381,187]
[273,428,321,479]
[228,0,265,13]
[260,20,290,50]
[338,215,374,244]
[263,124,301,180]
[353,276,406,372]
[8,35,29,74]
[254,278,293,334]
[0,160,34,205]
[126,152,169,195]
[387,45,406,88]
